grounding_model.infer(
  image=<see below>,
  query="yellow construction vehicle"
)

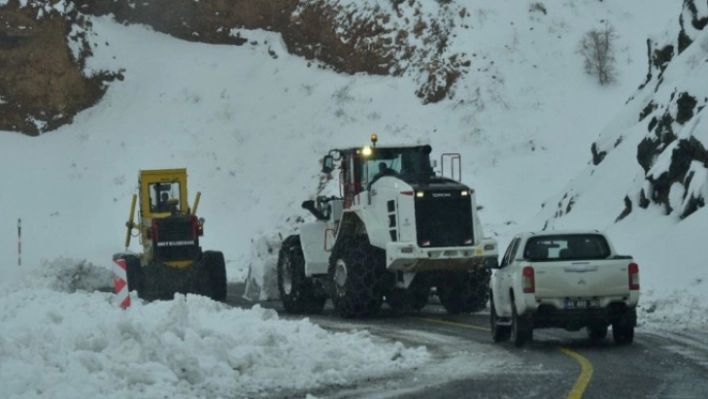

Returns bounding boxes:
[113,168,227,301]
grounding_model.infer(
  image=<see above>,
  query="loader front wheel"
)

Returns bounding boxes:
[277,235,326,314]
[328,236,386,318]
[204,251,227,301]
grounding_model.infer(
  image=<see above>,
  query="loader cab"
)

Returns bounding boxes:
[324,140,435,208]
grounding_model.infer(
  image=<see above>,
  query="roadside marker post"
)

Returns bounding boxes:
[112,258,131,309]
[17,218,21,266]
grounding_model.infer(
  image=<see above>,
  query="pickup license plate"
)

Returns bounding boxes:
[564,298,601,309]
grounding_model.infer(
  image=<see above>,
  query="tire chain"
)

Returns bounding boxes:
[329,236,388,318]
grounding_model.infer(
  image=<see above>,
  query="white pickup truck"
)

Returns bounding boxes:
[489,230,640,347]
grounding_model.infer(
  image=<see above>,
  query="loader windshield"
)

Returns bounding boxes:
[361,146,433,186]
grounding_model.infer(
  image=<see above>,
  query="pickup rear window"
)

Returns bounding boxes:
[523,234,611,262]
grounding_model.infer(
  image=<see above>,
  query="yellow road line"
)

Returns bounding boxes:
[411,317,594,399]
[409,316,490,332]
[560,348,594,399]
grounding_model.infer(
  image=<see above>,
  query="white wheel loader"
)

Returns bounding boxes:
[278,134,499,318]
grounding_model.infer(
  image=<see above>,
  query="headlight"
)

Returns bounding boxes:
[416,191,424,198]
[461,190,469,196]
[362,146,373,157]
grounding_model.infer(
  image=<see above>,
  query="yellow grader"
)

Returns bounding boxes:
[113,168,227,301]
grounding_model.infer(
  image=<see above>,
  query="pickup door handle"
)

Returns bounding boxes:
[564,264,599,273]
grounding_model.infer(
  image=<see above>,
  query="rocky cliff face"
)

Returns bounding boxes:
[1,0,470,135]
[555,0,708,225]
[623,0,708,220]
[0,1,119,135]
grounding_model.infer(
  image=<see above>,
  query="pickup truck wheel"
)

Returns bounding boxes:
[490,297,511,343]
[612,323,634,345]
[587,325,608,341]
[511,302,532,347]
[277,236,326,314]
[328,236,385,318]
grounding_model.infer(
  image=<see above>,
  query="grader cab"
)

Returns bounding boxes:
[114,168,227,301]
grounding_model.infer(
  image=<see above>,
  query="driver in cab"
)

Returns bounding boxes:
[368,161,396,190]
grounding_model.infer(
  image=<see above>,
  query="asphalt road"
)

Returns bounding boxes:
[227,283,708,399]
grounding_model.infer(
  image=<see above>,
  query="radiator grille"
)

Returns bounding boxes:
[414,193,473,248]
[153,216,200,262]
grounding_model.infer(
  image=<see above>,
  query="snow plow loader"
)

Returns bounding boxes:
[114,168,227,301]
[277,134,499,318]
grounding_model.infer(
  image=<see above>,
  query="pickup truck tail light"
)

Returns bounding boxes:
[628,262,640,290]
[522,266,535,293]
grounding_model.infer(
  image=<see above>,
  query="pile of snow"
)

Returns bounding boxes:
[639,289,708,330]
[243,232,284,301]
[0,261,429,399]
[15,257,114,293]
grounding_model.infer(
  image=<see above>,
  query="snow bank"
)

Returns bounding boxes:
[243,232,283,301]
[0,260,429,399]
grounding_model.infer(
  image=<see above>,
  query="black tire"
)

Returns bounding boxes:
[490,294,511,343]
[612,322,634,345]
[328,235,386,318]
[113,254,143,298]
[277,236,326,314]
[587,325,608,341]
[204,250,227,302]
[511,301,533,347]
[466,268,492,312]
[385,288,429,313]
[438,269,490,314]
[409,289,429,311]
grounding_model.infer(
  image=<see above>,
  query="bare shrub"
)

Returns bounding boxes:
[579,22,618,85]
[529,2,547,15]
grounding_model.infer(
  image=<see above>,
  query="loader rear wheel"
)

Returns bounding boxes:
[277,235,326,314]
[438,269,490,314]
[204,251,227,302]
[386,288,429,313]
[328,235,386,318]
[465,268,491,312]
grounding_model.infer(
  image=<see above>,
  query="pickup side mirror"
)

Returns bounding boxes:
[322,155,335,174]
